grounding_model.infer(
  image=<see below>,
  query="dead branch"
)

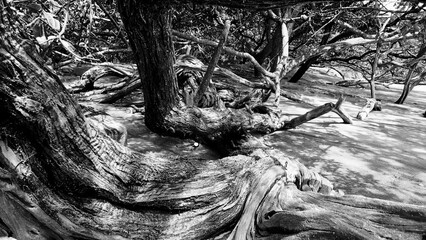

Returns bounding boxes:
[172,30,276,79]
[99,77,141,104]
[177,63,271,90]
[284,96,352,129]
[357,98,376,120]
[332,95,353,124]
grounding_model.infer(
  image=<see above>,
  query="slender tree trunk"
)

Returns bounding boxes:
[395,45,426,104]
[369,39,381,99]
[395,66,416,104]
[370,16,391,99]
[395,71,425,104]
[254,18,283,75]
[287,22,333,83]
[194,19,231,106]
[288,55,320,83]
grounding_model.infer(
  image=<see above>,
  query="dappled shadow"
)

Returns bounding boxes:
[85,102,221,160]
[267,121,426,205]
[87,73,426,206]
[126,119,220,160]
[270,78,426,205]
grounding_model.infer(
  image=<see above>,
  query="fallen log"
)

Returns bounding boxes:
[357,98,377,120]
[284,96,352,129]
[66,65,134,93]
[332,95,353,124]
[99,77,142,104]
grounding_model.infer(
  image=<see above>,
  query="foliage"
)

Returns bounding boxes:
[14,0,130,69]
[13,0,426,90]
[320,0,426,85]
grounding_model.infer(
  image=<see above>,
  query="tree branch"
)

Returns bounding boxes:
[93,0,129,47]
[172,30,276,79]
[195,19,231,106]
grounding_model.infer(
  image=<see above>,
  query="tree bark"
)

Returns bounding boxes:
[1,2,426,240]
[118,2,179,133]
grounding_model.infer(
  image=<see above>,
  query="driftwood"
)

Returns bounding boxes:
[284,95,352,129]
[357,98,377,120]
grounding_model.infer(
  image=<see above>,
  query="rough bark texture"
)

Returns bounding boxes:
[118,2,179,133]
[1,2,426,240]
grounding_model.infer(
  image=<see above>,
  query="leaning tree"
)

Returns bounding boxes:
[1,0,426,239]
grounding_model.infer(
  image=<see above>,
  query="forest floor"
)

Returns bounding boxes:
[75,67,426,205]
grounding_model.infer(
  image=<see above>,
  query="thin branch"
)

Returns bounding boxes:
[194,19,231,106]
[93,0,129,48]
[83,48,132,59]
[172,30,276,79]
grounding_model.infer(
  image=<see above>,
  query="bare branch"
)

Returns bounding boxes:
[195,19,231,106]
[172,30,276,78]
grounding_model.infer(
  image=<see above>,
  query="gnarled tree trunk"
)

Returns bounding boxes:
[1,1,426,240]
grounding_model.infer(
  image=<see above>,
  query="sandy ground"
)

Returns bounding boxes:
[267,69,426,205]
[84,68,426,205]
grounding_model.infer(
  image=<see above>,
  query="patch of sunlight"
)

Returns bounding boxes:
[378,156,404,168]
[323,146,372,173]
[310,161,327,173]
[413,172,426,185]
[332,124,365,141]
[411,148,426,154]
